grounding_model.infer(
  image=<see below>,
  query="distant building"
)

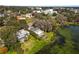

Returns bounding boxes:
[16,29,30,43]
[32,8,58,15]
[28,26,44,37]
[42,9,57,14]
[70,8,79,13]
[35,7,42,10]
[33,10,42,13]
[33,7,42,13]
[74,9,79,13]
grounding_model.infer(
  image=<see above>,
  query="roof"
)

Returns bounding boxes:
[16,16,26,20]
[34,29,44,37]
[0,14,4,17]
[28,27,44,37]
[16,29,30,40]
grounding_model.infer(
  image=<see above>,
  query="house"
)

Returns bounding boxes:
[16,16,26,20]
[7,10,12,13]
[73,9,79,13]
[35,7,42,10]
[42,9,57,15]
[25,13,33,18]
[16,29,30,43]
[0,38,8,53]
[0,14,4,17]
[32,10,42,13]
[6,10,12,16]
[32,7,42,13]
[69,8,79,13]
[28,26,44,37]
[0,47,8,54]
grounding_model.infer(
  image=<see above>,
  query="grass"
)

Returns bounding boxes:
[25,18,33,24]
[64,22,79,26]
[21,32,55,54]
[49,28,74,54]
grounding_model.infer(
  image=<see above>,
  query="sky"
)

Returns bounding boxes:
[0,0,79,6]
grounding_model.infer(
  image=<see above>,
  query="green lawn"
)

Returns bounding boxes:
[46,27,74,54]
[21,32,55,54]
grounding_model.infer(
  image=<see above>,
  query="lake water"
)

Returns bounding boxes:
[36,26,79,54]
[67,26,79,50]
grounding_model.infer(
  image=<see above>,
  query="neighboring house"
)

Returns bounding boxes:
[32,10,42,13]
[0,14,4,17]
[10,12,17,17]
[16,13,33,20]
[35,7,42,10]
[42,9,57,14]
[16,29,30,43]
[37,10,42,13]
[6,10,12,16]
[7,10,12,14]
[43,9,53,14]
[16,16,26,20]
[28,26,44,37]
[74,9,79,13]
[25,13,33,18]
[35,7,42,13]
[70,8,79,13]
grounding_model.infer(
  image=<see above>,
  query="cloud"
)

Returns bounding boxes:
[0,0,79,6]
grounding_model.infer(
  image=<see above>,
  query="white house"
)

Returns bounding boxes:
[42,9,53,14]
[42,9,57,14]
[0,14,4,17]
[16,29,30,43]
[73,9,79,13]
[36,10,42,13]
[28,26,44,37]
[33,10,42,13]
[32,7,42,13]
[7,10,12,13]
[36,7,42,10]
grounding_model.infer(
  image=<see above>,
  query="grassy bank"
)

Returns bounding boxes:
[65,22,79,26]
[49,27,74,54]
[21,32,55,54]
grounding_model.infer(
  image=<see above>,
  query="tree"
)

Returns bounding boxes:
[34,13,52,20]
[32,19,55,32]
[0,26,22,53]
[56,14,68,27]
[52,13,57,16]
[0,17,5,26]
[18,20,28,29]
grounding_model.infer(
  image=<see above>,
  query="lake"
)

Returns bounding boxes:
[36,26,79,54]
